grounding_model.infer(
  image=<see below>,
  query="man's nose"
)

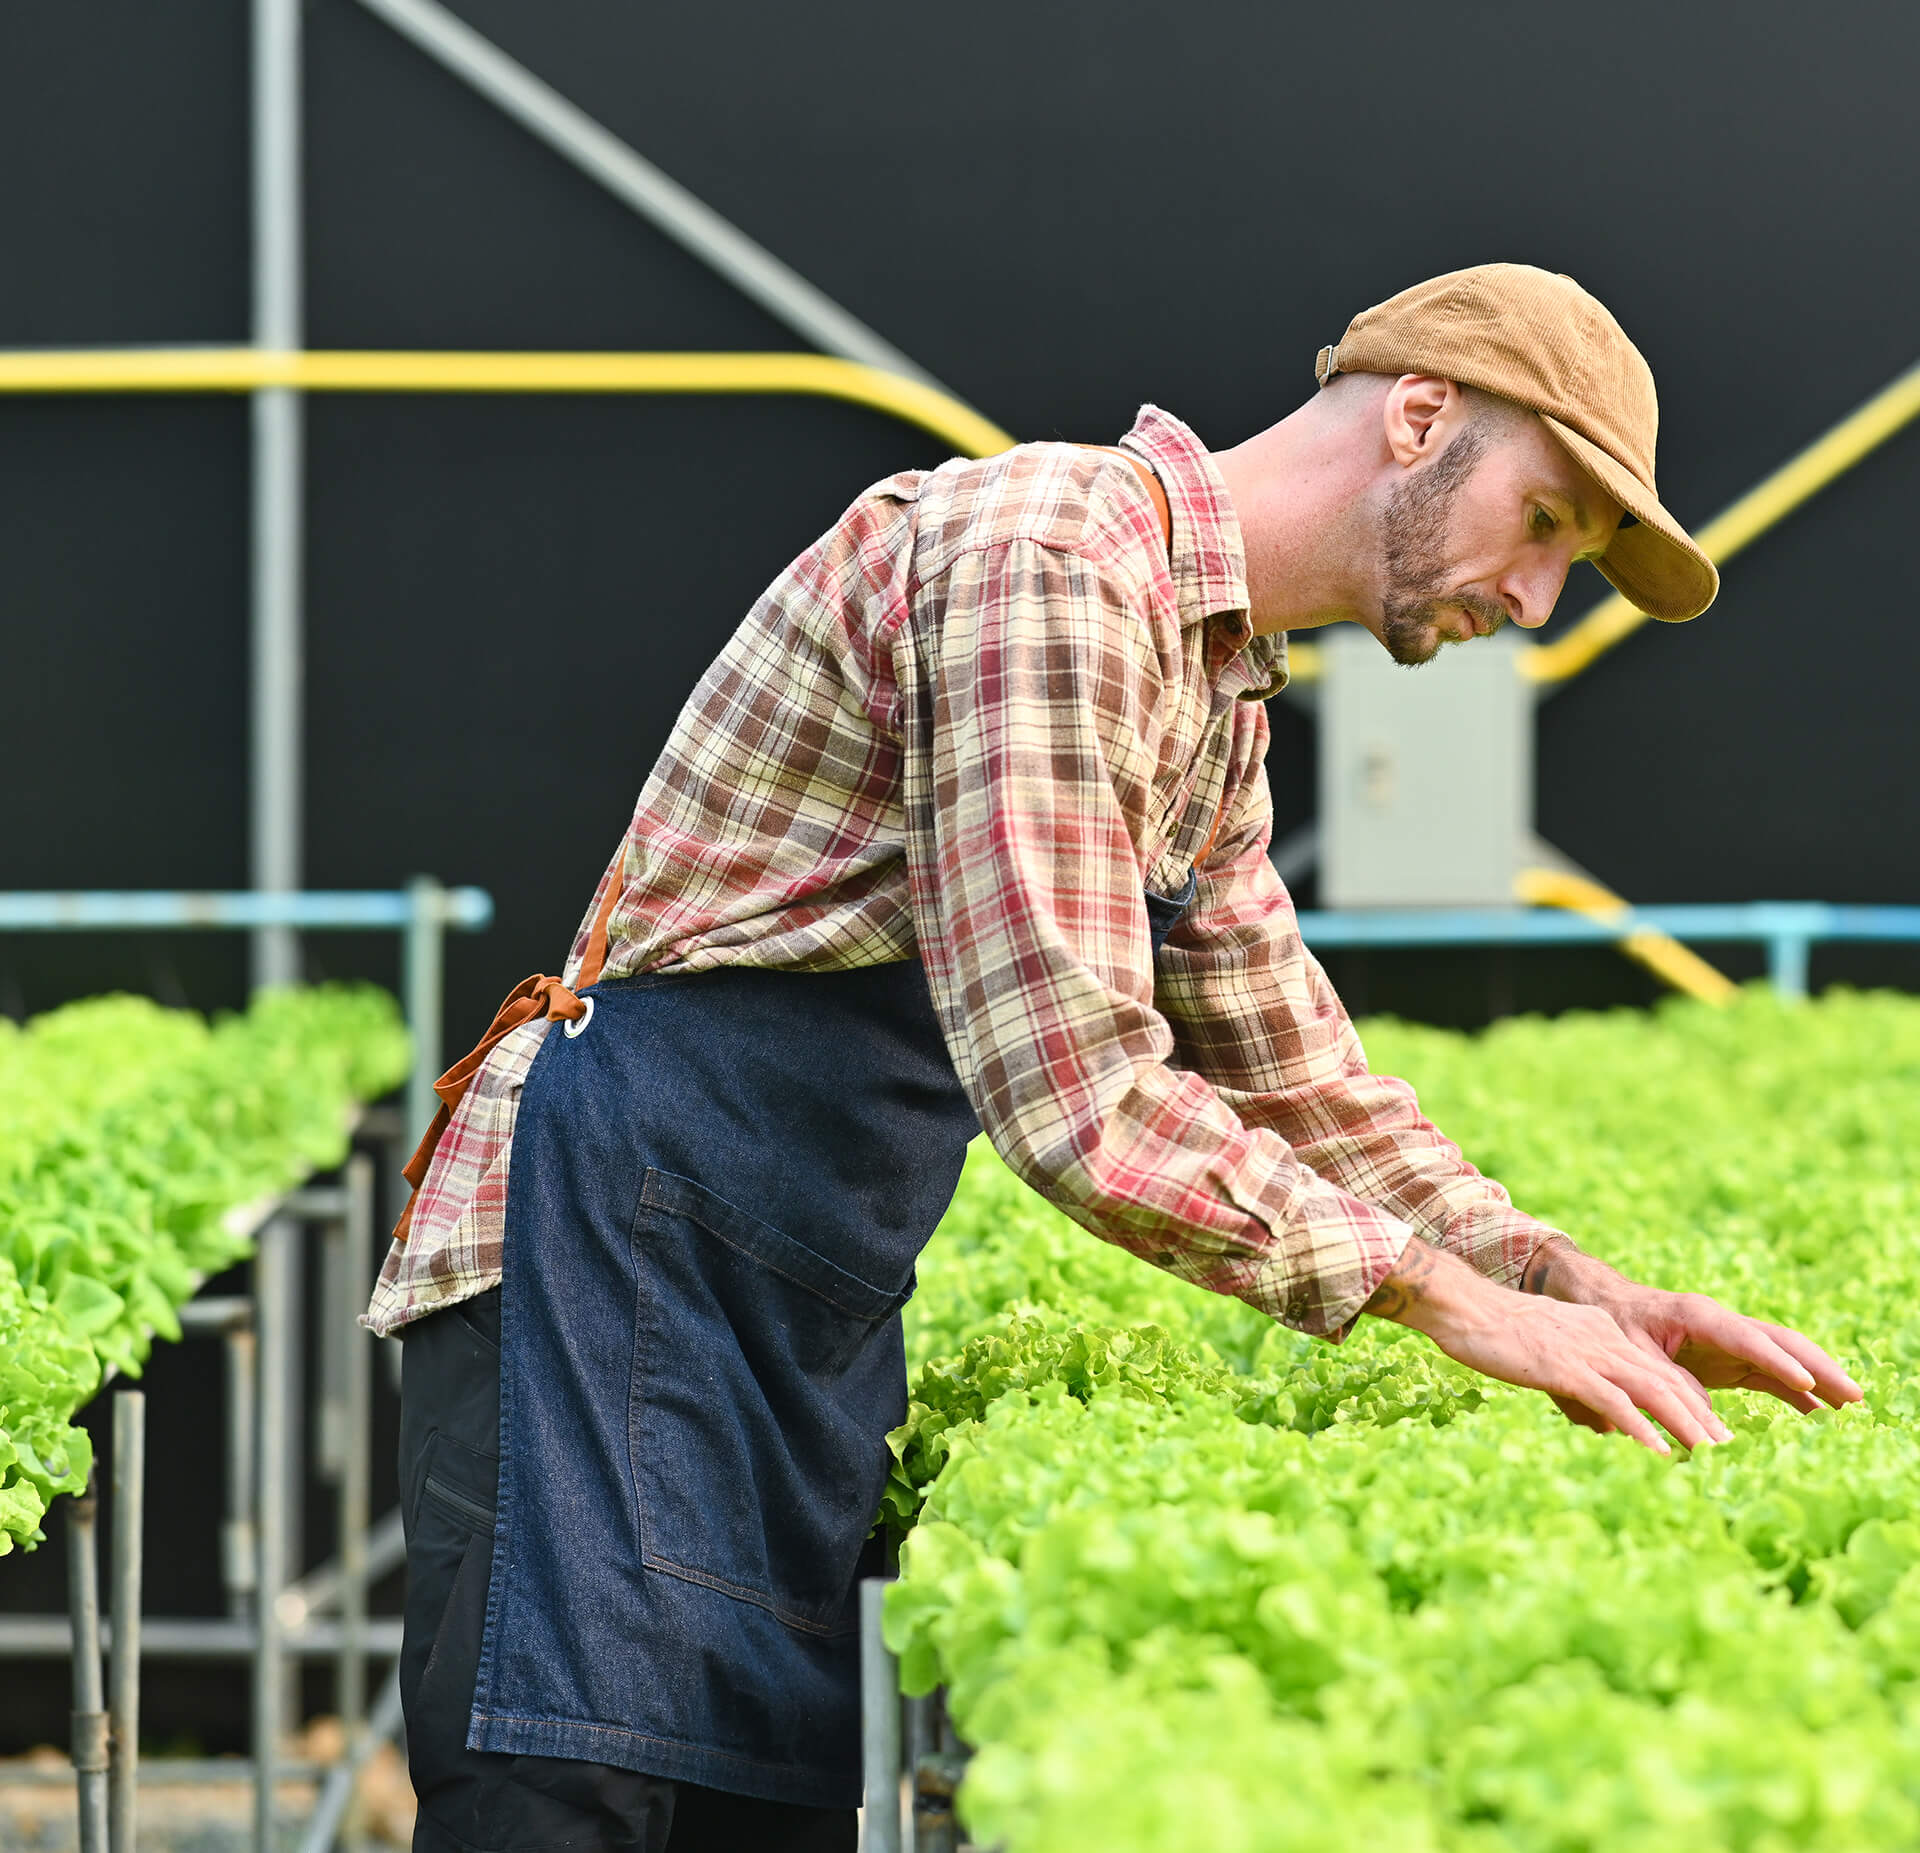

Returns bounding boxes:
[1504,558,1572,630]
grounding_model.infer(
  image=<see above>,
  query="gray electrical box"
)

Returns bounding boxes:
[1319,626,1532,908]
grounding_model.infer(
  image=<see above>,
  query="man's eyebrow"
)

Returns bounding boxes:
[1548,486,1614,557]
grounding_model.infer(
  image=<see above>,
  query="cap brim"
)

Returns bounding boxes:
[1541,415,1718,622]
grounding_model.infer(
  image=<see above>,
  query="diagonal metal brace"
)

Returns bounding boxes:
[353,0,962,397]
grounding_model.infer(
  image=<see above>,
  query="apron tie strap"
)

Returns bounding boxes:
[391,973,587,1243]
[395,861,627,1244]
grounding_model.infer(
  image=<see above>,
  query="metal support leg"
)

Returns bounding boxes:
[318,1223,347,1488]
[249,0,306,992]
[935,1687,961,1757]
[250,384,306,994]
[402,876,446,1153]
[67,1488,110,1853]
[903,1695,936,1796]
[860,1579,901,1853]
[296,1665,403,1853]
[283,1217,308,1742]
[336,1154,375,1852]
[225,1323,259,1618]
[109,1393,146,1853]
[254,1215,295,1852]
[1769,931,1810,999]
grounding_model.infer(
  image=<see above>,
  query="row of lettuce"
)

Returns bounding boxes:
[883,990,1920,1852]
[0,987,410,1551]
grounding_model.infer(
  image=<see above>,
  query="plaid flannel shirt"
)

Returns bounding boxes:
[366,407,1561,1339]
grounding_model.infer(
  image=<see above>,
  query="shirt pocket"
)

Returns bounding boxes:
[625,1168,910,1637]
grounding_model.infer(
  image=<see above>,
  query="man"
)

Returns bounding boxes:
[367,264,1861,1853]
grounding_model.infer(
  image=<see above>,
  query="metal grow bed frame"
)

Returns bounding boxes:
[0,884,490,1852]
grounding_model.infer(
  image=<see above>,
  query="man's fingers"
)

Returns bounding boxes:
[1617,1331,1728,1443]
[1754,1319,1863,1404]
[1622,1329,1721,1422]
[1433,1279,1851,1454]
[1550,1392,1615,1435]
[1571,1370,1671,1455]
[1618,1363,1728,1451]
[1680,1302,1824,1396]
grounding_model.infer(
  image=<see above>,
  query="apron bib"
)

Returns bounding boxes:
[467,879,1196,1807]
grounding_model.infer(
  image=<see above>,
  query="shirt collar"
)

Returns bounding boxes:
[1117,405,1288,699]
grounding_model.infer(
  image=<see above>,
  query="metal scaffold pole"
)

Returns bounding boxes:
[67,1490,110,1853]
[860,1579,902,1853]
[251,0,306,992]
[317,1154,377,1853]
[254,0,321,1787]
[225,1313,260,1620]
[402,878,448,1156]
[253,1216,296,1852]
[109,1393,146,1853]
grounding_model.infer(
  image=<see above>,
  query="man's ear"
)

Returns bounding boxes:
[1383,375,1464,468]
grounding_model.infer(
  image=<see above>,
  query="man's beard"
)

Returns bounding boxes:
[1377,423,1509,666]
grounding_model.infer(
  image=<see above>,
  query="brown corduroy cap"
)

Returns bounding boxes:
[1316,264,1717,621]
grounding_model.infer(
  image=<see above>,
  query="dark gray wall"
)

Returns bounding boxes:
[3,0,1919,1747]
[7,0,1920,1039]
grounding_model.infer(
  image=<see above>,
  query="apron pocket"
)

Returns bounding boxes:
[627,1168,909,1637]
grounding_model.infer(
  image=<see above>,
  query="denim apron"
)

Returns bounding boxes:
[467,874,1196,1808]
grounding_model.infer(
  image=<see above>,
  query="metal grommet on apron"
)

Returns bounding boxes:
[561,994,593,1038]
[463,875,1199,1809]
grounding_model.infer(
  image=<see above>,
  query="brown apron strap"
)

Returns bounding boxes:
[1194,793,1233,870]
[574,862,623,991]
[392,969,590,1243]
[394,858,632,1241]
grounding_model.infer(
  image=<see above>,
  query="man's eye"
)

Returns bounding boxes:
[1529,506,1558,538]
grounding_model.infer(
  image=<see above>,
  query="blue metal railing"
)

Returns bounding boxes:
[0,881,494,1142]
[0,888,490,932]
[11,889,1920,1115]
[1296,902,1920,999]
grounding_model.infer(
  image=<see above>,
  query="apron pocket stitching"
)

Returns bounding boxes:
[625,1171,899,1632]
[638,1168,904,1320]
[637,1552,859,1638]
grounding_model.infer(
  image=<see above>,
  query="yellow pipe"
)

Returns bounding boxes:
[13,347,1916,689]
[1523,356,1920,685]
[0,347,1019,461]
[0,343,1775,1000]
[1514,867,1738,1005]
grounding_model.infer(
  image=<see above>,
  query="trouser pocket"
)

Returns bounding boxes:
[408,1491,493,1750]
[401,1431,501,1795]
[411,1457,498,1732]
[398,1299,505,1833]
[628,1168,909,1636]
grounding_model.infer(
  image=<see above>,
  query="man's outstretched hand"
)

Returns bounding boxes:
[1520,1234,1862,1418]
[1361,1235,1862,1453]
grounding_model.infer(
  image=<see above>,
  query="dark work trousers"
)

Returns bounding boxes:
[397,1288,857,1853]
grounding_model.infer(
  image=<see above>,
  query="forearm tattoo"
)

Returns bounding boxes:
[1364,1239,1443,1323]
